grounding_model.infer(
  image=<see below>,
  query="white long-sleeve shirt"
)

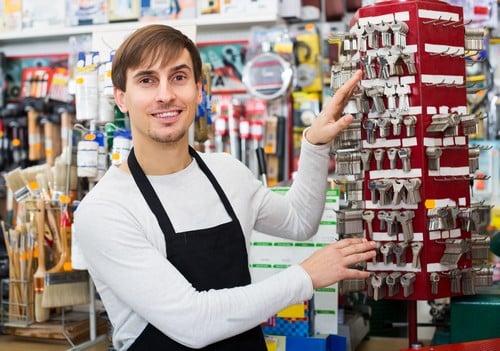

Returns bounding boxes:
[73,137,331,350]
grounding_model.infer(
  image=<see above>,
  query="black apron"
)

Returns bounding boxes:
[127,146,267,351]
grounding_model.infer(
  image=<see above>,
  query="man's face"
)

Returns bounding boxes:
[114,49,202,148]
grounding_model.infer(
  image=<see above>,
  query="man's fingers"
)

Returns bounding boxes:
[325,70,362,117]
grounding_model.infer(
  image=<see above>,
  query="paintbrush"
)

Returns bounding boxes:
[4,167,30,203]
[34,197,50,322]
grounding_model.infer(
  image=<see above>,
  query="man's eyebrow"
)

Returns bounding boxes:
[132,69,156,79]
[131,64,192,79]
[170,64,192,73]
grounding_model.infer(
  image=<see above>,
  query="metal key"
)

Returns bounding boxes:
[391,20,409,48]
[393,242,408,266]
[461,268,476,295]
[377,118,392,138]
[404,178,421,205]
[387,147,399,169]
[374,148,386,170]
[397,210,415,242]
[372,272,388,301]
[378,55,391,80]
[362,210,375,237]
[403,115,417,137]
[377,21,392,48]
[385,210,400,236]
[430,272,440,295]
[376,179,393,205]
[365,22,379,49]
[380,241,396,265]
[426,147,443,171]
[366,86,386,114]
[450,269,462,294]
[403,52,417,75]
[392,179,406,205]
[396,84,410,112]
[360,149,373,172]
[440,238,470,265]
[366,272,376,297]
[360,55,377,80]
[390,115,403,136]
[386,271,402,296]
[401,272,416,297]
[368,180,378,204]
[411,242,423,269]
[377,210,387,231]
[363,118,377,144]
[385,84,397,111]
[469,147,480,174]
[398,147,412,172]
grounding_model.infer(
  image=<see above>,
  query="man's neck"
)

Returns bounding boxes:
[121,142,193,175]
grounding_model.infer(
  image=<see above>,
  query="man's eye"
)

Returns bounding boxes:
[173,74,187,81]
[139,77,153,84]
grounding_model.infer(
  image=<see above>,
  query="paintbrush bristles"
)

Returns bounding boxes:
[42,270,90,308]
[4,168,30,202]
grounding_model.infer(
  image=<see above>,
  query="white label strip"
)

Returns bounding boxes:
[418,9,459,22]
[427,106,438,115]
[455,136,467,145]
[450,228,461,238]
[394,11,410,22]
[408,106,423,115]
[403,44,418,54]
[451,106,468,114]
[458,197,467,206]
[401,75,416,85]
[429,198,458,208]
[428,263,456,272]
[401,137,418,147]
[424,43,464,56]
[437,166,469,176]
[443,137,455,146]
[421,74,464,85]
[424,138,444,147]
[369,168,422,179]
[359,13,395,26]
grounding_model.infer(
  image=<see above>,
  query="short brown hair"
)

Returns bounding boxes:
[111,24,202,91]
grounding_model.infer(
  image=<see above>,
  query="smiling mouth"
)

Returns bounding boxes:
[153,110,181,119]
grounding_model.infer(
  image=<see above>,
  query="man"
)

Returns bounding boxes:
[73,24,375,351]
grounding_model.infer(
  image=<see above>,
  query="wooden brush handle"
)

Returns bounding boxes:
[27,109,43,161]
[34,198,46,286]
[34,198,50,323]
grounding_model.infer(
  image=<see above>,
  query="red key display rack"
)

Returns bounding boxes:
[350,0,474,345]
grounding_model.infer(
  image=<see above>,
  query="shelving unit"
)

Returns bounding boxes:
[0,14,282,56]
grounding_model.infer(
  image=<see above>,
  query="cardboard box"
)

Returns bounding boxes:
[262,300,314,337]
[249,187,340,336]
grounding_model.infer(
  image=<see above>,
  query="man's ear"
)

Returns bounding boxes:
[114,87,128,113]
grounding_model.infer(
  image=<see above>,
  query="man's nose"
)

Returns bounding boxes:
[155,81,175,102]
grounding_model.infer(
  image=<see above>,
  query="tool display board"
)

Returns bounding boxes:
[332,0,493,302]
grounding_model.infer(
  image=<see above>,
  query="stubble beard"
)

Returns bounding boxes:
[148,127,186,144]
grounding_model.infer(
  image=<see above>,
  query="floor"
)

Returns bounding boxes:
[0,334,415,351]
[0,333,110,351]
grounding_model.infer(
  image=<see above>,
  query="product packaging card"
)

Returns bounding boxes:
[140,0,195,21]
[197,0,277,18]
[67,0,109,26]
[22,0,66,29]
